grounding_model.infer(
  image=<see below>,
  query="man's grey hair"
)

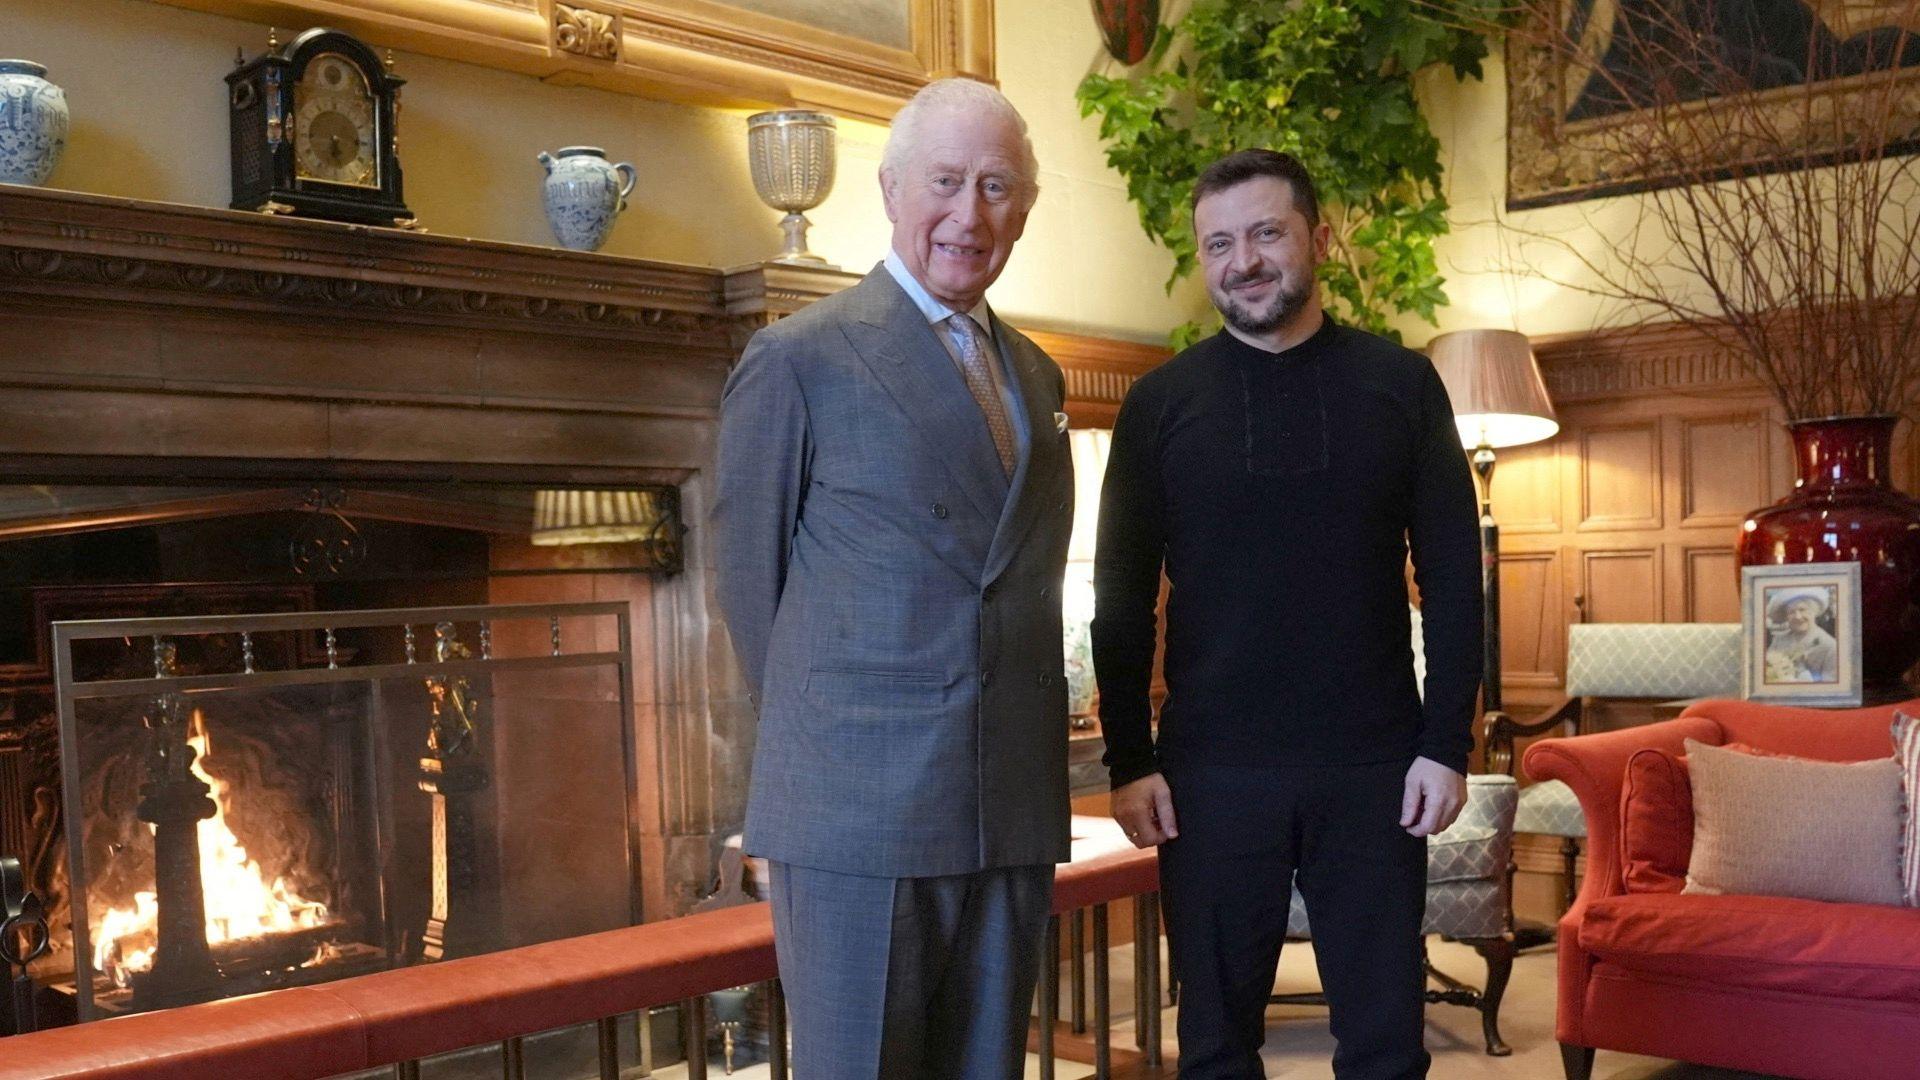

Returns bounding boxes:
[881,77,1040,208]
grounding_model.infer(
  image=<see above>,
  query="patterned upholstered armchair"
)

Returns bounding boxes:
[1279,773,1520,1055]
[1482,622,1740,937]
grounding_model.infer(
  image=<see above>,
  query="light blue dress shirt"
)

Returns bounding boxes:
[882,248,1018,423]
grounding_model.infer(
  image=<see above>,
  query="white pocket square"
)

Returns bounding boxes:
[1054,411,1070,434]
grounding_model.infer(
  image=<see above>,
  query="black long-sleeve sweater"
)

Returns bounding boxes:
[1091,317,1484,786]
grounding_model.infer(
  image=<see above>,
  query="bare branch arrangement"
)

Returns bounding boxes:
[1476,0,1920,419]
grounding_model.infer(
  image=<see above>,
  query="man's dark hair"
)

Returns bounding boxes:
[1190,149,1320,228]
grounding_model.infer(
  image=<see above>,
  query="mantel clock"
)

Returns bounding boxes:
[227,27,413,227]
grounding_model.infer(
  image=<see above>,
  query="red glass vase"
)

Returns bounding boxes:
[1737,415,1920,689]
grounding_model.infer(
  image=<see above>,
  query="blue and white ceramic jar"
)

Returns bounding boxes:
[536,146,636,251]
[0,61,68,186]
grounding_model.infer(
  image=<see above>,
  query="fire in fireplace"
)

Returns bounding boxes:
[92,708,334,991]
[48,602,642,1021]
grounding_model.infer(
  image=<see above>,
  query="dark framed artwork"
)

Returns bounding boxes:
[1506,0,1920,208]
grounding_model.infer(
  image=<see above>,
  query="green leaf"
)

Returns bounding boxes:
[1075,0,1488,337]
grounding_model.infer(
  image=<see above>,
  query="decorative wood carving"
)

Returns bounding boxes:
[0,187,732,347]
[1532,324,1764,404]
[555,4,622,61]
[152,0,994,122]
[1024,330,1170,428]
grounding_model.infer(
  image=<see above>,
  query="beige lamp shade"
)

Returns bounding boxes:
[1066,428,1112,564]
[532,489,670,546]
[1427,328,1559,449]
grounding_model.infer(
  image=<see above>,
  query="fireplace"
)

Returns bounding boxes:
[0,184,1161,1039]
[0,481,670,1022]
[52,599,639,1020]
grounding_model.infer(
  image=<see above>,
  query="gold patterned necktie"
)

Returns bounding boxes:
[949,312,1016,477]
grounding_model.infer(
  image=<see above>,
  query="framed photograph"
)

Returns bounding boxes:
[1739,562,1863,707]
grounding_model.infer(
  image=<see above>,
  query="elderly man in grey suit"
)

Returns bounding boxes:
[712,77,1073,1079]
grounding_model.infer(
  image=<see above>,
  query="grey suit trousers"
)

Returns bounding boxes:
[768,862,1054,1080]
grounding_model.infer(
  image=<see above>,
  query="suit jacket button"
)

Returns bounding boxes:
[931,502,949,519]
[1038,672,1052,687]
[981,669,993,687]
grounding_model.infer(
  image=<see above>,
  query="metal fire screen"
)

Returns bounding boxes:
[51,602,639,1021]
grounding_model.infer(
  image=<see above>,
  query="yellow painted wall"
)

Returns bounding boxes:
[1397,50,1756,346]
[1,0,1211,341]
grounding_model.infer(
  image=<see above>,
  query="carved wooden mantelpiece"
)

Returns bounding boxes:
[0,188,763,483]
[0,186,732,346]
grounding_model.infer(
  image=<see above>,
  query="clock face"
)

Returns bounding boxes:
[293,54,378,189]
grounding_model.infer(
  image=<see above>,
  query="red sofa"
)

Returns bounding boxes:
[1525,698,1920,1080]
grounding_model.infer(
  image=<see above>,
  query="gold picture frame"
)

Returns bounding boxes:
[155,0,993,121]
[1506,0,1920,209]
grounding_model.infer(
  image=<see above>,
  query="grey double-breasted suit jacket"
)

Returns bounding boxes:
[712,265,1074,879]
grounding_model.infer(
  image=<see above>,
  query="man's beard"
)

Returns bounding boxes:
[1213,273,1312,336]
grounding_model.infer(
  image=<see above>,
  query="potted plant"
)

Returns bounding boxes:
[1076,0,1499,345]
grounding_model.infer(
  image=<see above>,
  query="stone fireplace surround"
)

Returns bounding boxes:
[0,185,1164,934]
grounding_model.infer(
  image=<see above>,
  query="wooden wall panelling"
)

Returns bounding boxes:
[1497,548,1564,694]
[1487,387,1802,697]
[1487,438,1560,535]
[1678,411,1772,529]
[1903,419,1919,492]
[1578,421,1663,532]
[1024,329,1171,429]
[1572,546,1663,623]
[1677,545,1741,623]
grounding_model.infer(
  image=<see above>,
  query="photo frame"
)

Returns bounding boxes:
[1739,562,1863,707]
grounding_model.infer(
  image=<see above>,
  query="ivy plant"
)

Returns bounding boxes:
[1077,0,1498,346]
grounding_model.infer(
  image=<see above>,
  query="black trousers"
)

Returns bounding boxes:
[1159,759,1429,1080]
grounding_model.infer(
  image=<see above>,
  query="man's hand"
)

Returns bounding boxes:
[1112,773,1178,848]
[1400,756,1467,837]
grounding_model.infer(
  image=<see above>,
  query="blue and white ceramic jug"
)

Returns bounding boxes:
[0,61,67,186]
[536,146,636,251]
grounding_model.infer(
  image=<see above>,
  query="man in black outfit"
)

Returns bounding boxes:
[1091,150,1483,1079]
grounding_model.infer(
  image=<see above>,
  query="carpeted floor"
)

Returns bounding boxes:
[1021,936,1784,1080]
[641,935,1784,1079]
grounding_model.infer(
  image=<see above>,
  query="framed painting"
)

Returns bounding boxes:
[1506,0,1920,208]
[156,0,993,121]
[1739,562,1863,708]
